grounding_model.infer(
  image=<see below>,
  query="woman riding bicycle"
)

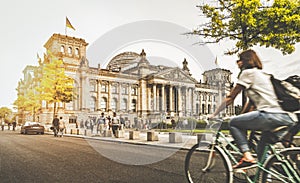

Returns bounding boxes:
[208,49,297,169]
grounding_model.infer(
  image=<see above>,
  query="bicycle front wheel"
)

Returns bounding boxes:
[185,143,232,183]
[261,148,300,183]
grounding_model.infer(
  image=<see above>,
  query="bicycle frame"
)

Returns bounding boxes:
[203,127,300,183]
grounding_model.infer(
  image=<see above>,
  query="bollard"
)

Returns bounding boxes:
[115,130,125,138]
[169,132,182,143]
[129,130,140,140]
[147,131,158,141]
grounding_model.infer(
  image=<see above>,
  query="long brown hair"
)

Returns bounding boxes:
[238,49,263,70]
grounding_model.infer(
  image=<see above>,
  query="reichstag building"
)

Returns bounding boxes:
[18,34,234,127]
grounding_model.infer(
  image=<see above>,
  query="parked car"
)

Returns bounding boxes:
[20,122,45,135]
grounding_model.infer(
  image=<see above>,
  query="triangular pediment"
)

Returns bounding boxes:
[153,67,197,83]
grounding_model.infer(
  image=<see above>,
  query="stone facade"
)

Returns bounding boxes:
[18,33,234,126]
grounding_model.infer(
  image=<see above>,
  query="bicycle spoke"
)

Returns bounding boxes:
[185,144,231,183]
[261,148,300,183]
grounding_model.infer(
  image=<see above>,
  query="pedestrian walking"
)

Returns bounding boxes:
[52,115,59,137]
[111,112,120,137]
[97,113,105,135]
[58,117,66,137]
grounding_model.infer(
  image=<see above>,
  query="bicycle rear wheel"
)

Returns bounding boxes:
[261,148,300,183]
[185,143,232,183]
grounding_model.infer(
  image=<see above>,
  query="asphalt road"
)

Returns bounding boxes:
[0,131,188,183]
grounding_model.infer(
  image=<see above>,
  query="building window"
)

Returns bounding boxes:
[131,87,137,95]
[122,86,128,94]
[90,97,96,112]
[101,84,108,93]
[196,103,199,115]
[68,47,72,55]
[60,45,65,53]
[66,101,73,110]
[69,116,77,124]
[202,94,206,101]
[101,97,107,111]
[75,48,79,56]
[208,104,211,114]
[111,98,117,112]
[111,84,118,94]
[131,99,137,112]
[90,82,96,92]
[121,98,127,111]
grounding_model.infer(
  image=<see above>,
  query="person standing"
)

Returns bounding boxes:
[12,121,17,131]
[97,113,105,135]
[1,119,5,131]
[90,117,95,134]
[52,115,59,137]
[111,112,120,137]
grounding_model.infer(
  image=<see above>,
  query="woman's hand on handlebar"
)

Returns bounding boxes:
[207,114,216,120]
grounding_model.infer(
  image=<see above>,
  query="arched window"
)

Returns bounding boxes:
[60,45,65,53]
[202,104,205,114]
[68,47,72,55]
[111,98,117,112]
[196,103,199,115]
[208,104,211,114]
[75,48,79,56]
[121,98,127,111]
[101,97,107,111]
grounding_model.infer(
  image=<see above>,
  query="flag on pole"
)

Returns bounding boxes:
[66,17,75,30]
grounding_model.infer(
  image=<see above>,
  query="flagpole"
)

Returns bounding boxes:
[65,18,67,35]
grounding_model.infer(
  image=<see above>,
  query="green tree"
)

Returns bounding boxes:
[24,89,41,121]
[14,67,42,122]
[0,107,12,123]
[38,59,74,118]
[189,0,300,55]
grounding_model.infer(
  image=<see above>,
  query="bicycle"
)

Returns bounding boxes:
[184,119,300,183]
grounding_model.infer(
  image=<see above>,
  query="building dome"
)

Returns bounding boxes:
[106,51,140,70]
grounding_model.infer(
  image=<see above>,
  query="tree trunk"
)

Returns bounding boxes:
[53,102,57,119]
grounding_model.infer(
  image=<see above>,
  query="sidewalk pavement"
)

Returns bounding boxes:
[47,129,215,150]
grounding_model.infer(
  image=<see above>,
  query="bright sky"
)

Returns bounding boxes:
[0,0,299,110]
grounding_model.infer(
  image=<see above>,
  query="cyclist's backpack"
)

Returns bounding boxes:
[270,75,300,112]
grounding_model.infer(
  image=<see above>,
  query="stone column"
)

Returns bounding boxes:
[97,80,101,111]
[186,88,192,116]
[153,84,157,111]
[178,86,182,113]
[80,70,89,111]
[107,82,111,111]
[140,80,147,112]
[148,87,152,111]
[161,85,165,112]
[118,83,122,111]
[128,85,132,112]
[169,86,173,112]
